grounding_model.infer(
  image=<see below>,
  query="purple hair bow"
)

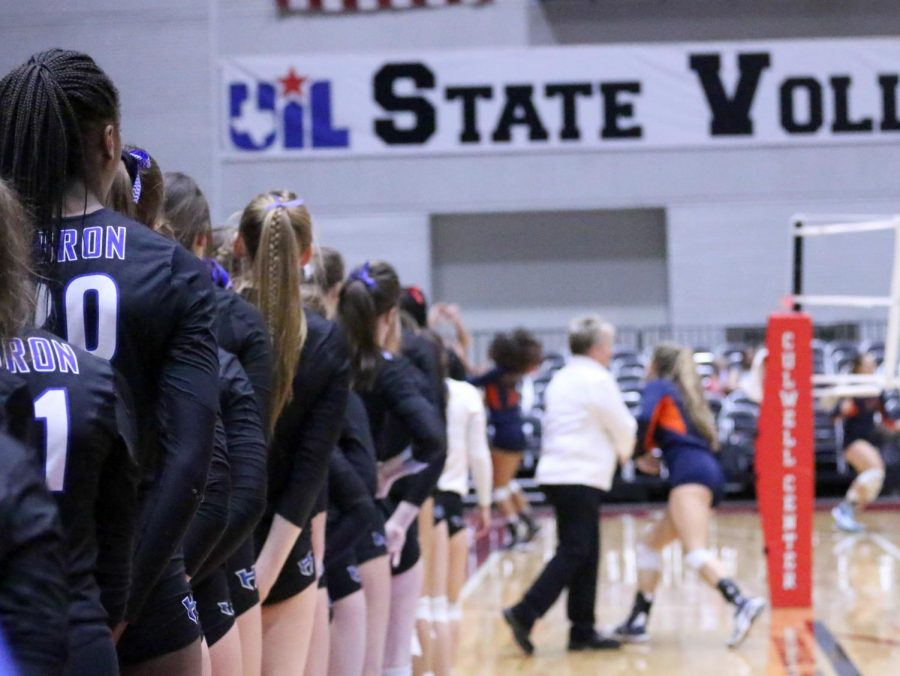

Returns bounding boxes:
[350,261,377,290]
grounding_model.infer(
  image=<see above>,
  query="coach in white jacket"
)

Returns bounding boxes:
[503,315,636,655]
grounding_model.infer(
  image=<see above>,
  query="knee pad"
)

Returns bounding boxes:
[636,542,663,572]
[493,486,511,503]
[415,596,433,622]
[684,548,714,571]
[853,468,885,503]
[448,601,463,622]
[508,480,522,495]
[431,596,449,623]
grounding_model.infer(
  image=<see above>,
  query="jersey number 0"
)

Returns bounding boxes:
[65,274,119,360]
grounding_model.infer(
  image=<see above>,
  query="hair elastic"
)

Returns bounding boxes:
[264,197,305,212]
[123,148,151,204]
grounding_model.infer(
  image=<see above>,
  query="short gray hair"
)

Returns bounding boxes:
[568,314,615,355]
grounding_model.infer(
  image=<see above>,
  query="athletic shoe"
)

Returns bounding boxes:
[568,631,621,651]
[519,512,541,543]
[728,596,767,648]
[503,522,522,550]
[502,608,534,656]
[613,613,650,643]
[831,501,865,533]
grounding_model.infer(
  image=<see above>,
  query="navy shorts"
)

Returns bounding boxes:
[665,447,726,506]
[433,491,466,538]
[225,537,260,618]
[355,507,388,566]
[117,556,202,665]
[194,568,236,647]
[263,526,317,606]
[490,419,526,452]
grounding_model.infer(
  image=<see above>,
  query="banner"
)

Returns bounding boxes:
[756,313,814,609]
[222,37,900,159]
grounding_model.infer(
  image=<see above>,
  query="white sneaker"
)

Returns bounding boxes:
[728,597,766,648]
[831,501,865,533]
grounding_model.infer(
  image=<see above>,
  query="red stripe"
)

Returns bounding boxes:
[378,0,392,8]
[411,0,428,6]
[276,0,290,9]
[343,0,357,8]
[308,0,323,9]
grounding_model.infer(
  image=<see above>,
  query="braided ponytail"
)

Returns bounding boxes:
[239,191,311,430]
[652,343,719,450]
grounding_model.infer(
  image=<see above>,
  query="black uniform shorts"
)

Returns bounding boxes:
[263,526,317,606]
[117,556,201,665]
[194,568,236,647]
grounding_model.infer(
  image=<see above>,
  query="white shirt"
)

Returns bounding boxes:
[535,356,637,491]
[438,378,493,506]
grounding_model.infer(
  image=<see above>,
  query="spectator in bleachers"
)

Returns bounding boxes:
[831,354,890,532]
[738,348,767,404]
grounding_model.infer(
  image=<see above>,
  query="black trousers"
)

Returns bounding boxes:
[515,484,602,639]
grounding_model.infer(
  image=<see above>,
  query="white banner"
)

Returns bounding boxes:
[222,38,900,159]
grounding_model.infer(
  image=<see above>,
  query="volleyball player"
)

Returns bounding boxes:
[238,191,350,676]
[0,179,68,676]
[470,330,543,547]
[0,49,221,674]
[337,261,447,676]
[425,362,493,674]
[164,172,272,676]
[831,353,890,532]
[614,343,766,648]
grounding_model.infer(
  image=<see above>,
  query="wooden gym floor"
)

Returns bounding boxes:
[457,503,900,675]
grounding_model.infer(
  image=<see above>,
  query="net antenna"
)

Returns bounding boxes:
[791,213,900,398]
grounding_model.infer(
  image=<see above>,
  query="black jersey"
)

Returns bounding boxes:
[2,329,138,630]
[0,431,68,676]
[183,416,230,579]
[192,350,267,583]
[325,449,377,562]
[213,287,272,434]
[359,354,446,507]
[402,329,447,421]
[0,369,35,445]
[263,310,350,530]
[45,208,219,619]
[340,392,378,498]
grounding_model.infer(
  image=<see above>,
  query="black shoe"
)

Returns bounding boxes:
[568,631,621,651]
[502,607,534,656]
[519,512,541,543]
[504,522,522,550]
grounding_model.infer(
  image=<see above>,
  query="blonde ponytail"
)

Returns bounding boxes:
[240,191,313,431]
[653,343,719,450]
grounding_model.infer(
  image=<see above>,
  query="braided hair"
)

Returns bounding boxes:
[0,49,119,270]
[239,190,311,431]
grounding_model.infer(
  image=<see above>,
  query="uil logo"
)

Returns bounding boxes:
[218,602,236,617]
[228,67,350,152]
[235,567,257,591]
[348,565,361,584]
[299,552,316,577]
[182,595,199,625]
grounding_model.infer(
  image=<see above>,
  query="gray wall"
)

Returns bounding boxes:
[2,0,899,333]
[432,209,668,330]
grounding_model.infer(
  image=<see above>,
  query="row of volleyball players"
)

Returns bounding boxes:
[0,47,496,676]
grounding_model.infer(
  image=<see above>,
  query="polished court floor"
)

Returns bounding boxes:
[457,505,899,675]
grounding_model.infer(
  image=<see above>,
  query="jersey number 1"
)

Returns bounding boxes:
[65,273,119,360]
[34,388,69,492]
